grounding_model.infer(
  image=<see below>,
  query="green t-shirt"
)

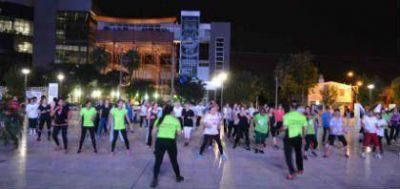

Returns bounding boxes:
[383,113,392,122]
[283,111,307,138]
[254,113,269,134]
[155,115,181,139]
[80,107,97,127]
[111,108,127,130]
[306,118,315,135]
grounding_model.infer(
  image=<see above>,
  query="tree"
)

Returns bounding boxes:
[125,79,155,100]
[174,76,205,103]
[321,85,338,107]
[90,47,110,73]
[275,51,318,105]
[390,77,400,104]
[123,49,140,81]
[224,71,261,104]
[3,66,24,97]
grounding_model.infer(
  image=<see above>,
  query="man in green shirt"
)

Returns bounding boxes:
[78,100,98,154]
[110,99,132,155]
[282,101,307,180]
[151,104,183,188]
[253,107,269,154]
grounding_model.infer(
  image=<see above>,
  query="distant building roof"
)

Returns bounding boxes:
[96,15,177,24]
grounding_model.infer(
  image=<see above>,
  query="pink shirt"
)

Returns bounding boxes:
[274,110,284,122]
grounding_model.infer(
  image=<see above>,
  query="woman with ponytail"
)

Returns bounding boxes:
[150,104,184,188]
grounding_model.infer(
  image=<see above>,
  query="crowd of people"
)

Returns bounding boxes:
[11,94,400,187]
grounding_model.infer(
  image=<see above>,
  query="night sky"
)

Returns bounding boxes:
[95,0,399,81]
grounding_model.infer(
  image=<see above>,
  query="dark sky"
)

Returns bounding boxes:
[95,0,398,57]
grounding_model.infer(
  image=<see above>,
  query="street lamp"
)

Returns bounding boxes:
[367,84,375,105]
[57,73,65,97]
[211,72,228,109]
[347,71,354,78]
[21,68,30,99]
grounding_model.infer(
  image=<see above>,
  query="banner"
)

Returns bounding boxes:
[48,83,58,101]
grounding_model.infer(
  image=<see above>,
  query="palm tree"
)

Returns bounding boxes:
[123,49,140,80]
[90,47,110,73]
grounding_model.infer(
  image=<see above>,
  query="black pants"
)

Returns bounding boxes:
[196,116,202,127]
[322,127,329,144]
[139,116,146,127]
[38,117,51,139]
[112,129,130,152]
[53,126,68,149]
[146,120,155,146]
[78,127,97,151]
[304,134,318,151]
[153,138,181,179]
[199,134,224,155]
[28,118,38,129]
[234,127,250,148]
[284,136,303,174]
[389,124,400,142]
[385,128,391,145]
[227,121,234,138]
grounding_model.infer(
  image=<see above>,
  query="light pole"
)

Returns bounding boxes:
[21,68,30,99]
[367,84,375,106]
[57,73,65,97]
[218,72,228,110]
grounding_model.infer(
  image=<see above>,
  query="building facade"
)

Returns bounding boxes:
[0,1,33,76]
[0,1,230,92]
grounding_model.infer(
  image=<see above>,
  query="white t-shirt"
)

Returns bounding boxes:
[174,106,183,117]
[140,105,147,116]
[26,103,39,119]
[363,116,379,134]
[248,107,256,116]
[329,117,344,135]
[377,118,387,137]
[203,113,221,135]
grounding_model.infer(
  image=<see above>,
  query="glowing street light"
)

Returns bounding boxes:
[74,88,82,103]
[91,89,102,99]
[356,81,363,87]
[347,71,354,78]
[153,92,159,99]
[21,68,30,99]
[57,73,65,97]
[367,84,375,105]
[144,93,149,101]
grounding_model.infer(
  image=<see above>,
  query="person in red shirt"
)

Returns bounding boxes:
[272,104,285,149]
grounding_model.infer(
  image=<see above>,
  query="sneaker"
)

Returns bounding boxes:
[303,155,308,160]
[360,152,366,159]
[150,178,158,188]
[176,176,184,182]
[376,154,382,159]
[297,170,304,175]
[184,142,189,147]
[345,154,350,159]
[220,154,228,161]
[311,151,318,157]
[94,149,98,154]
[36,137,41,142]
[286,173,296,180]
[259,150,264,154]
[77,150,81,154]
[254,149,259,154]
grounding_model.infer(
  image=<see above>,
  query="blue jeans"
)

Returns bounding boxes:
[97,117,107,136]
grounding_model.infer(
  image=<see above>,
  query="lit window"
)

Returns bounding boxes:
[13,19,32,36]
[0,19,12,33]
[16,41,32,53]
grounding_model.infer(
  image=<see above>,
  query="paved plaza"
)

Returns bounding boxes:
[1,116,400,189]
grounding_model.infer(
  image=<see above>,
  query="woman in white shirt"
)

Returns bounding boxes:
[198,105,227,160]
[324,109,349,158]
[375,113,387,155]
[361,110,382,159]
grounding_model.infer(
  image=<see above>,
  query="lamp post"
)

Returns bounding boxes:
[21,68,30,99]
[367,84,375,106]
[57,73,65,97]
[218,72,228,110]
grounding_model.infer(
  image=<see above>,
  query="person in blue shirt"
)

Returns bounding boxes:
[126,102,134,133]
[321,106,331,145]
